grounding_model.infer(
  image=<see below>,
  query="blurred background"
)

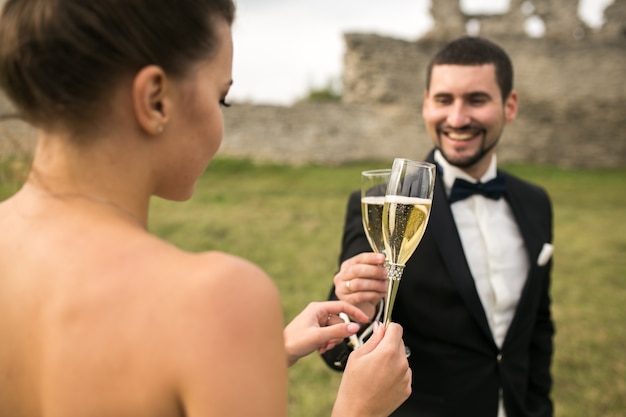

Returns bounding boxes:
[229,0,615,105]
[1,0,624,169]
[218,0,626,170]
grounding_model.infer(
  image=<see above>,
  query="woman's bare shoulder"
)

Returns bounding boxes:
[144,248,289,415]
[168,249,282,317]
[141,242,280,303]
[91,240,288,414]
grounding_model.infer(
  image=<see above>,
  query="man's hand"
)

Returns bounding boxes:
[333,252,387,319]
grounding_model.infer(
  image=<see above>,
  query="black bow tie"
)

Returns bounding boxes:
[449,175,506,204]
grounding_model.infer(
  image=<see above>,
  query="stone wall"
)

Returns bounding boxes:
[226,0,626,168]
[2,0,625,168]
[219,102,430,165]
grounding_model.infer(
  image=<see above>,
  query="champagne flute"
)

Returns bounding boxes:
[340,169,391,349]
[382,158,436,327]
[361,169,391,254]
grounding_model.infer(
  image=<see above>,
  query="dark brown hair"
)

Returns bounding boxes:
[425,36,514,101]
[0,0,235,132]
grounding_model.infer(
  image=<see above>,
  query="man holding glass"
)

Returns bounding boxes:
[322,36,554,417]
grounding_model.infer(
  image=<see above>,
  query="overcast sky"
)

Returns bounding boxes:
[229,0,615,105]
[0,0,614,105]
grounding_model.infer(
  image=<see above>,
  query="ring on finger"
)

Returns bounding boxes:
[345,280,352,292]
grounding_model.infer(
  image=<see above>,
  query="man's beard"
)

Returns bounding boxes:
[438,132,500,169]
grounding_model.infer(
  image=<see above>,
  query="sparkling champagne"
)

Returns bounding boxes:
[361,196,385,253]
[382,195,432,265]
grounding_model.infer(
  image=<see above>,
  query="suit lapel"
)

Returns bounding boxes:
[504,174,544,264]
[425,154,549,348]
[429,171,495,343]
[501,173,546,345]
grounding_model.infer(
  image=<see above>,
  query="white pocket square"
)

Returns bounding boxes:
[537,243,554,266]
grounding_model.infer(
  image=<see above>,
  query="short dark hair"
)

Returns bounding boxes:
[425,36,514,100]
[0,0,236,133]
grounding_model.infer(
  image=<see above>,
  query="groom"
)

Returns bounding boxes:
[322,36,555,417]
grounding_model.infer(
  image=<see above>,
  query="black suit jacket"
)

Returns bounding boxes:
[322,152,554,417]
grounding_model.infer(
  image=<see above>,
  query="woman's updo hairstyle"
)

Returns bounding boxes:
[0,0,235,133]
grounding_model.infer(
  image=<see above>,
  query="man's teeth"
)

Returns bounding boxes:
[446,132,475,141]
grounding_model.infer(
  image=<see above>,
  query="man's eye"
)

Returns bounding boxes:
[468,94,490,105]
[469,98,487,105]
[219,98,231,107]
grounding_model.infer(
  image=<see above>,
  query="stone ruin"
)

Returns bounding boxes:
[335,0,626,168]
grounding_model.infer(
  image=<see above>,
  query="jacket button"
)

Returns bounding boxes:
[497,353,503,363]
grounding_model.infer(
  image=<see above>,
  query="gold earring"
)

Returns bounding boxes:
[156,125,164,134]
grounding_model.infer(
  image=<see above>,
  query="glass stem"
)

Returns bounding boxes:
[383,262,405,327]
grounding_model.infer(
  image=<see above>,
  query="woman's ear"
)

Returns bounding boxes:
[132,65,170,136]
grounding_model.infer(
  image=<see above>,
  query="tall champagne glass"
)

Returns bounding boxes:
[382,158,436,327]
[340,169,391,349]
[361,169,391,254]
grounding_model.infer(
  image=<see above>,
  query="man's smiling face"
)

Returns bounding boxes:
[422,63,517,178]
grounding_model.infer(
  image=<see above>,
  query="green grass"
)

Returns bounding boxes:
[2,157,625,416]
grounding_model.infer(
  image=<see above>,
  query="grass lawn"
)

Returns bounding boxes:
[2,156,625,416]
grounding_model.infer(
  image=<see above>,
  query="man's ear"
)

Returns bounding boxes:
[504,90,518,124]
[132,65,170,136]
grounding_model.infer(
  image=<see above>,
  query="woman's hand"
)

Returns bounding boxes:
[332,322,412,417]
[283,301,369,367]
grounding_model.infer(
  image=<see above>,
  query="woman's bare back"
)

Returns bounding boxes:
[0,188,288,417]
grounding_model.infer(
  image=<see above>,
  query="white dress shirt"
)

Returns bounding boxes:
[434,151,529,417]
